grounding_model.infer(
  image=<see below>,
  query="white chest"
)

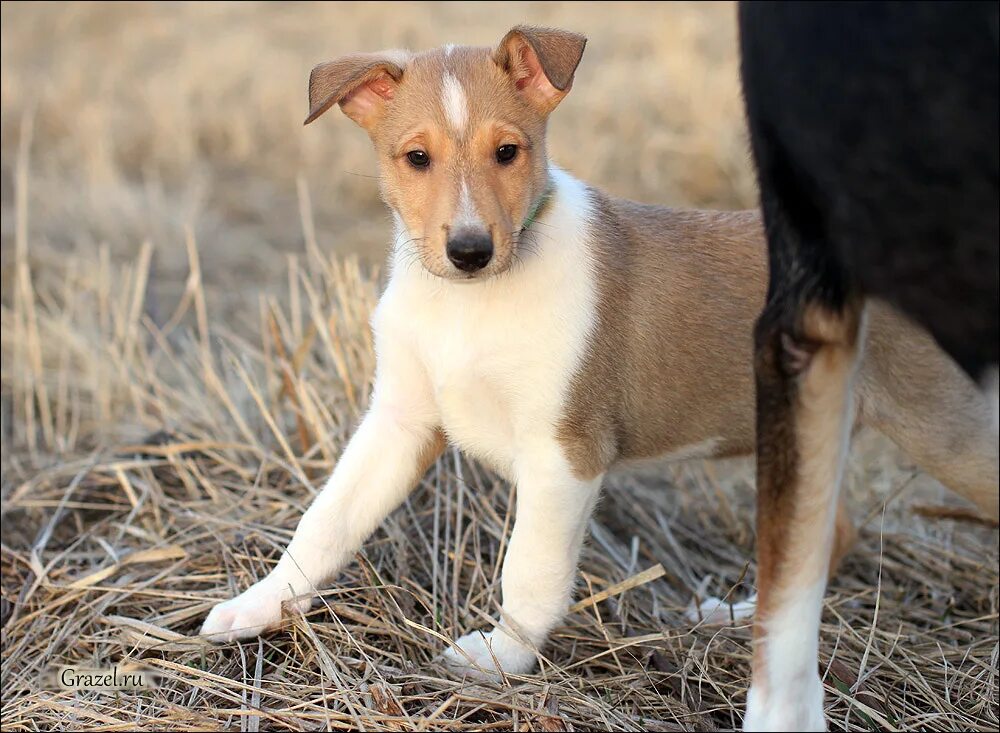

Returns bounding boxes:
[376,170,597,478]
[424,285,581,474]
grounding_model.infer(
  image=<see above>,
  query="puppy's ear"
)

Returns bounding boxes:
[304,51,410,128]
[493,25,586,114]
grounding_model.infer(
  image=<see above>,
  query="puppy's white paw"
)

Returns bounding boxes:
[201,577,311,643]
[743,679,826,732]
[441,628,538,680]
[685,593,757,625]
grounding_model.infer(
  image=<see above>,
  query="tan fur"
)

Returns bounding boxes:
[494,26,587,112]
[856,309,1000,520]
[750,300,864,696]
[305,31,584,282]
[415,428,449,483]
[306,27,996,566]
[765,303,862,604]
[557,199,998,530]
[559,201,765,476]
[829,499,857,576]
[305,52,409,126]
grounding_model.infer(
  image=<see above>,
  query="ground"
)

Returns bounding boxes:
[1,2,997,731]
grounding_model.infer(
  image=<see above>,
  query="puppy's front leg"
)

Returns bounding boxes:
[444,448,603,677]
[202,412,443,641]
[202,338,441,642]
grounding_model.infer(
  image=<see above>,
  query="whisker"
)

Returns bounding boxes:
[344,170,381,180]
[525,219,556,229]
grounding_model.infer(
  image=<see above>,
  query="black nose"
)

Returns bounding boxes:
[446,231,493,272]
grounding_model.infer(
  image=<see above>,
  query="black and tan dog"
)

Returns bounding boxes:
[739,3,998,729]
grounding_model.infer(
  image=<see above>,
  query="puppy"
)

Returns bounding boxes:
[201,27,998,683]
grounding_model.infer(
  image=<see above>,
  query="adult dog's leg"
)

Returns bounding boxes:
[443,443,603,677]
[744,296,865,732]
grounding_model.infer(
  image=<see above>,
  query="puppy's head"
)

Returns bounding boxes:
[305,26,586,280]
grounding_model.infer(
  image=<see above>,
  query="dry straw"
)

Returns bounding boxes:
[3,122,998,733]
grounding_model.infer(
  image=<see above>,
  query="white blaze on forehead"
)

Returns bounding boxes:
[441,72,468,133]
[444,43,455,58]
[453,179,482,228]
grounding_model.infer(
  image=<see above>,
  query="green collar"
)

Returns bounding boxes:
[522,183,553,231]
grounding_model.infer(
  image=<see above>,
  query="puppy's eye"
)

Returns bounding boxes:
[406,150,430,168]
[496,144,518,164]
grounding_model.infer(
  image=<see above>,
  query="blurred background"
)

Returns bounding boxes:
[0,1,754,314]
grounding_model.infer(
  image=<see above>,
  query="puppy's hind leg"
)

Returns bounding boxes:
[858,307,999,522]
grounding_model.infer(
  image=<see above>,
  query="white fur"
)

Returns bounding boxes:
[452,179,481,230]
[443,466,603,677]
[442,72,467,134]
[686,592,757,625]
[383,168,596,477]
[393,169,605,674]
[743,581,827,732]
[444,43,455,58]
[203,169,608,675]
[201,406,437,641]
[744,315,865,732]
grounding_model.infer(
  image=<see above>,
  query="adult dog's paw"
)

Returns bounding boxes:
[743,678,826,732]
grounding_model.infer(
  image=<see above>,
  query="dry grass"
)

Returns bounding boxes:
[1,2,997,731]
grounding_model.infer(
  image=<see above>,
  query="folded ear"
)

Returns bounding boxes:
[493,25,587,114]
[304,51,410,128]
